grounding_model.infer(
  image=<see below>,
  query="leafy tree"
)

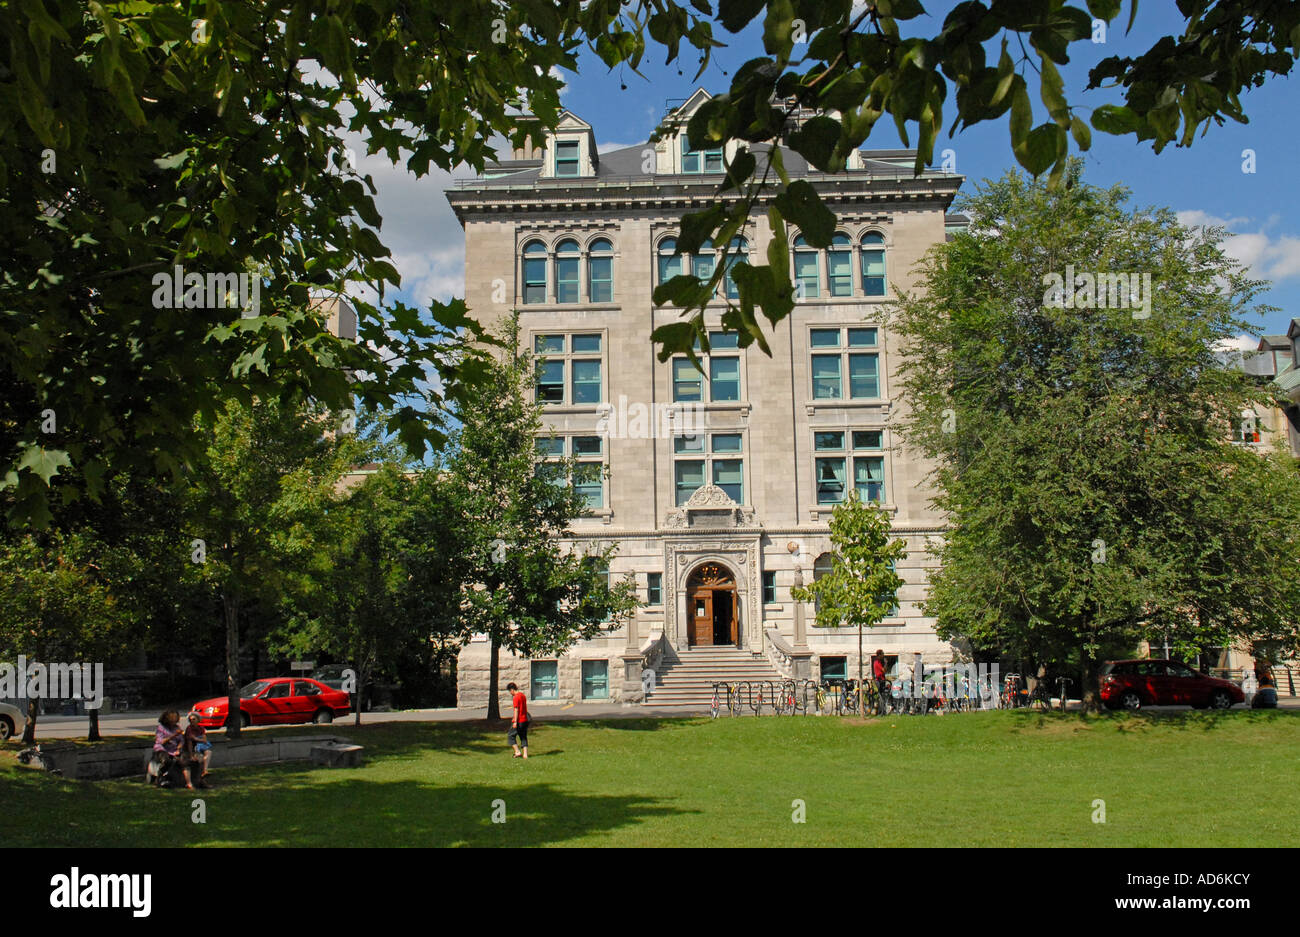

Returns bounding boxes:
[791,491,906,714]
[889,164,1300,709]
[5,1,1300,524]
[180,396,347,737]
[0,529,141,742]
[444,315,639,720]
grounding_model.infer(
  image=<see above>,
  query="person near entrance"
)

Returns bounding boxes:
[506,682,530,759]
[871,649,888,696]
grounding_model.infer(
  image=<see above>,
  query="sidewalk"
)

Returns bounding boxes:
[21,696,1294,739]
[24,701,712,739]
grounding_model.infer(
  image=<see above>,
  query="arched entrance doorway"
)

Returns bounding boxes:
[686,563,738,647]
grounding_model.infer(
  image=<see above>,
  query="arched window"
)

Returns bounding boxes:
[522,240,548,304]
[723,236,748,300]
[657,237,683,284]
[793,235,819,299]
[813,552,833,614]
[861,232,886,296]
[694,238,715,283]
[828,233,853,297]
[588,238,613,302]
[555,238,581,304]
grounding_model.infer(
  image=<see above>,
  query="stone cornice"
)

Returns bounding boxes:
[446,174,962,222]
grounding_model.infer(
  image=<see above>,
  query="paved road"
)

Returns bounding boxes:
[19,697,1296,740]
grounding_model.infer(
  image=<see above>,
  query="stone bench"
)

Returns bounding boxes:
[310,741,363,767]
[24,735,360,780]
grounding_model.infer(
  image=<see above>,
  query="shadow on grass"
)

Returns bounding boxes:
[0,760,692,847]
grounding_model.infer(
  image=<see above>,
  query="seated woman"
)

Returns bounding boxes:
[149,710,194,789]
[184,712,211,787]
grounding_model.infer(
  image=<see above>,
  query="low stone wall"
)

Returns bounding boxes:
[28,735,356,781]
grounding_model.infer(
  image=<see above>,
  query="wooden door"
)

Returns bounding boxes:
[690,591,713,647]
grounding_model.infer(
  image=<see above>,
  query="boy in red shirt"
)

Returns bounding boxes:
[506,682,530,759]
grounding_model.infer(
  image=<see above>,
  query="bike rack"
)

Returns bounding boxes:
[800,679,818,715]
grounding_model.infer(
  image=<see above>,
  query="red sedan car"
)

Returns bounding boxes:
[192,677,351,730]
[1100,659,1244,711]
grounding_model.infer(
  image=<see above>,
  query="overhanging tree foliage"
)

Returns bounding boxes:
[889,164,1300,709]
[5,2,1299,525]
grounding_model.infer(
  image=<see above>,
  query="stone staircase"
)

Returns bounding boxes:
[643,645,785,708]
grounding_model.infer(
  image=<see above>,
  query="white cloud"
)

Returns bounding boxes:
[1176,210,1300,284]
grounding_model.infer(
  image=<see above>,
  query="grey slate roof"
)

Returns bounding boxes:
[471,142,929,188]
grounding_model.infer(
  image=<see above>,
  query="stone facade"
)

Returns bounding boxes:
[448,91,964,709]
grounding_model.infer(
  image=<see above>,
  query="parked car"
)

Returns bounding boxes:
[0,700,23,741]
[1100,659,1244,711]
[191,677,351,730]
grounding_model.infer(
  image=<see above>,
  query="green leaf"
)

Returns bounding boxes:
[1090,104,1141,134]
[17,445,72,484]
[787,115,841,172]
[773,180,835,247]
[1070,115,1092,150]
[1038,58,1069,127]
[717,0,765,33]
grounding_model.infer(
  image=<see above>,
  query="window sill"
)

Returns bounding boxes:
[795,295,893,305]
[810,503,896,521]
[518,302,622,312]
[806,400,890,416]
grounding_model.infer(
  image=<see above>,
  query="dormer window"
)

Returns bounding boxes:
[681,135,723,174]
[555,140,581,177]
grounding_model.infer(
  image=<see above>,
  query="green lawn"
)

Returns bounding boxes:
[2,710,1297,847]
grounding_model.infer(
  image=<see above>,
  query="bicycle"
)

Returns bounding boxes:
[710,683,721,719]
[1001,673,1023,709]
[841,679,862,716]
[1029,678,1052,712]
[1055,676,1072,712]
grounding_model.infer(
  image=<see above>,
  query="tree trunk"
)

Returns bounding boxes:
[1079,641,1100,713]
[224,591,241,738]
[354,658,370,728]
[88,706,101,742]
[487,637,501,721]
[21,699,37,745]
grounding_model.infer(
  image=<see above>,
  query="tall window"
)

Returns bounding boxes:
[828,233,853,296]
[581,660,609,699]
[861,232,887,296]
[793,234,820,299]
[522,240,547,304]
[672,332,741,403]
[535,434,605,511]
[681,135,723,174]
[533,333,602,405]
[673,432,743,505]
[588,238,613,302]
[647,572,663,606]
[554,140,580,177]
[722,237,747,300]
[531,660,558,700]
[810,327,879,400]
[657,237,684,283]
[657,236,717,295]
[762,571,776,604]
[814,430,886,505]
[555,239,581,304]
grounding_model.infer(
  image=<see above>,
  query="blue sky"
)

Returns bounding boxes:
[362,1,1300,344]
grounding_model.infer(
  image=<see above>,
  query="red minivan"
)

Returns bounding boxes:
[1100,659,1243,711]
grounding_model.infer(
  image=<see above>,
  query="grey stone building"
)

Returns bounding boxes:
[446,90,964,709]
